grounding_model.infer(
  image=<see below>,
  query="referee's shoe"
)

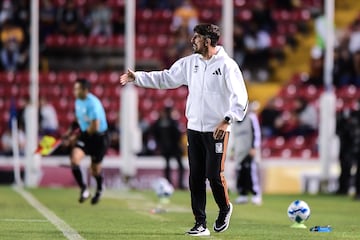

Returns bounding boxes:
[213,202,233,233]
[79,188,90,203]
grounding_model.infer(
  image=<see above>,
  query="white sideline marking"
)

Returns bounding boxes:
[13,186,85,240]
[0,218,48,222]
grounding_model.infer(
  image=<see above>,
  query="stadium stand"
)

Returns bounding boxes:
[3,0,359,159]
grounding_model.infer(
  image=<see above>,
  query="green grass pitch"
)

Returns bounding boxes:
[0,186,359,240]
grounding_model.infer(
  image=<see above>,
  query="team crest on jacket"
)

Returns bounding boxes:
[215,142,223,153]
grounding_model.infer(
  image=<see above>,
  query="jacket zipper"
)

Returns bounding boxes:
[201,61,207,132]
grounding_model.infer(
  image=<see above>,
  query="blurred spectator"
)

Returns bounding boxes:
[251,0,275,32]
[16,97,30,131]
[0,20,28,71]
[277,97,318,137]
[137,113,153,155]
[40,0,57,44]
[352,106,360,200]
[1,126,26,156]
[333,45,354,87]
[138,0,181,10]
[39,97,59,136]
[112,6,125,34]
[242,22,271,82]
[170,0,198,35]
[12,0,30,32]
[313,8,326,50]
[56,0,82,36]
[335,108,355,195]
[305,46,324,86]
[151,107,185,189]
[230,102,262,205]
[273,0,299,10]
[259,98,282,138]
[351,50,360,87]
[0,0,13,25]
[107,114,120,152]
[233,22,245,67]
[86,0,112,37]
[349,20,360,55]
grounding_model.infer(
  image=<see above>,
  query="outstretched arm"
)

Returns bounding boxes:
[120,69,136,85]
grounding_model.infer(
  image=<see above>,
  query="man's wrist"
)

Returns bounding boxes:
[224,116,231,124]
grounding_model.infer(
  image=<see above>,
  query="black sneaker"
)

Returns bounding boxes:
[186,222,210,236]
[79,188,90,203]
[213,202,233,233]
[91,191,102,205]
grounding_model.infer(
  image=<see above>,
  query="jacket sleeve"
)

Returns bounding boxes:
[224,62,249,122]
[134,58,187,89]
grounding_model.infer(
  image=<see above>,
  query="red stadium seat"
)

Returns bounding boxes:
[39,72,57,84]
[57,71,78,85]
[153,9,172,23]
[77,71,99,84]
[87,36,109,46]
[108,35,125,47]
[279,84,298,99]
[235,9,252,22]
[270,34,286,48]
[107,0,125,8]
[136,9,153,22]
[45,34,66,47]
[0,72,15,84]
[299,84,322,101]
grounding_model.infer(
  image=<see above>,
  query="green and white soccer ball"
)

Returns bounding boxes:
[287,200,311,223]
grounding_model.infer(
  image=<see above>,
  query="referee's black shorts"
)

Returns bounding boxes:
[75,131,109,163]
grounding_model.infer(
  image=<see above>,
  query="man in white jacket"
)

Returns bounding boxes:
[120,23,248,236]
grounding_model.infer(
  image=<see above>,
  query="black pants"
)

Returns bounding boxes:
[75,131,109,163]
[237,154,260,196]
[187,129,230,224]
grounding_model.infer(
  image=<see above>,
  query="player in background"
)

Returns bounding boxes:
[64,78,109,205]
[229,101,262,205]
[120,23,248,236]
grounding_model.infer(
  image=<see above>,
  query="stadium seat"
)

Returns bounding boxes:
[152,9,172,23]
[39,72,57,84]
[108,35,125,47]
[279,84,297,100]
[272,10,291,22]
[77,71,99,84]
[235,9,252,22]
[270,34,286,49]
[277,23,298,35]
[107,0,125,8]
[337,84,357,99]
[136,9,153,22]
[45,34,66,47]
[0,72,15,84]
[299,84,322,101]
[15,72,29,83]
[57,71,78,85]
[292,9,311,21]
[88,35,109,46]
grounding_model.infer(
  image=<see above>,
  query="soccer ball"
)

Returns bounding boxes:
[287,200,311,223]
[152,177,174,198]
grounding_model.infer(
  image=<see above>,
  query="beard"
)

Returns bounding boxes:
[193,44,207,55]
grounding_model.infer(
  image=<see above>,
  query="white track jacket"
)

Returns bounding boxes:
[134,46,248,132]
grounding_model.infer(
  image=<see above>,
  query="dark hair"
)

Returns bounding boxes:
[193,23,220,47]
[76,78,91,90]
